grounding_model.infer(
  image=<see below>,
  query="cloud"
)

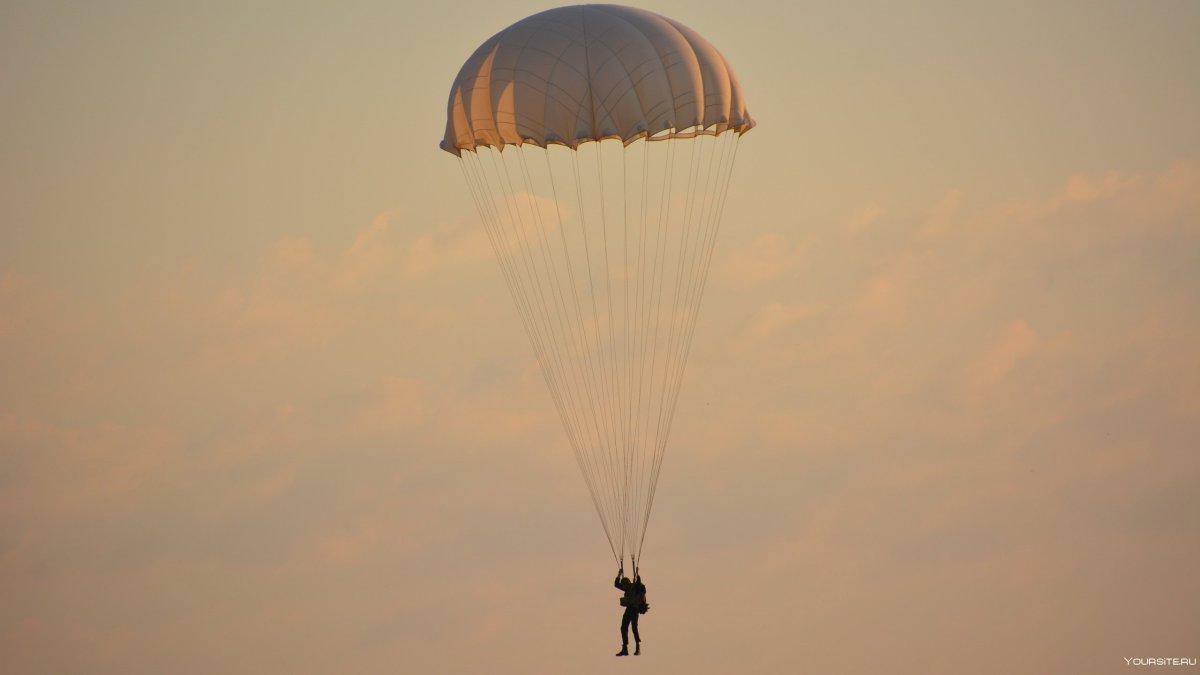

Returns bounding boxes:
[311,515,390,567]
[0,414,178,524]
[965,319,1071,391]
[340,376,428,438]
[718,233,806,287]
[689,161,1200,470]
[401,219,491,279]
[2,161,1198,673]
[741,301,819,343]
[844,203,885,232]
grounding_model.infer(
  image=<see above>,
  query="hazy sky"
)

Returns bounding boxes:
[2,1,1197,673]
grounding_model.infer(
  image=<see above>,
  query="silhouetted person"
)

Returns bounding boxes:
[614,567,647,656]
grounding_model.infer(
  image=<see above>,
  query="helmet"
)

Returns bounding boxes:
[621,577,631,585]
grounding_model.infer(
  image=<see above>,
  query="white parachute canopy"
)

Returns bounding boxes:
[441,4,754,564]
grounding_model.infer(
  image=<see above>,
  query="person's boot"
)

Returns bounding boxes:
[634,642,641,656]
[616,645,629,656]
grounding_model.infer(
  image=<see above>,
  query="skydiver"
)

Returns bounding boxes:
[614,565,647,656]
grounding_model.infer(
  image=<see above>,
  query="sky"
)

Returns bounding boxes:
[1,1,1198,673]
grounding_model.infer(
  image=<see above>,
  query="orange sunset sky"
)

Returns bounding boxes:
[1,1,1197,673]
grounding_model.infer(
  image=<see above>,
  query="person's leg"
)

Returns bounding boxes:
[617,612,630,655]
[631,612,640,645]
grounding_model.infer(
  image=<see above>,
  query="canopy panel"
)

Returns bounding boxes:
[440,4,755,156]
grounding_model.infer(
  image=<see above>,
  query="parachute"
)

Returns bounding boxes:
[440,4,754,565]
